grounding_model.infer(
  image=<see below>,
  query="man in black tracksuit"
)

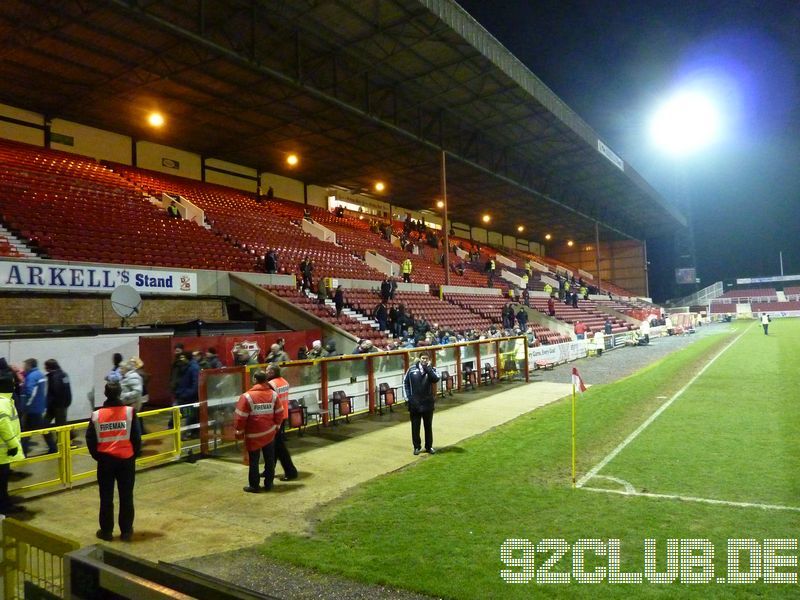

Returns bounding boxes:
[403,353,440,455]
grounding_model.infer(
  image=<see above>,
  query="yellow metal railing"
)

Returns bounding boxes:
[13,406,185,495]
[1,517,80,599]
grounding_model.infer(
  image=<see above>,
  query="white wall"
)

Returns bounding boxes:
[137,141,202,180]
[471,227,488,243]
[50,119,132,164]
[307,185,329,209]
[487,231,503,247]
[0,103,44,146]
[205,158,257,193]
[261,172,304,203]
[0,333,157,421]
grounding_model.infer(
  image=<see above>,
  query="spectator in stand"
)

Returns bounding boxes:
[266,344,289,365]
[303,207,313,221]
[307,340,323,359]
[388,304,399,337]
[166,200,180,218]
[574,321,587,340]
[525,325,537,346]
[604,318,613,335]
[204,348,223,370]
[580,285,588,300]
[516,307,528,331]
[571,290,579,309]
[43,359,71,452]
[316,277,328,305]
[264,249,278,274]
[374,301,389,332]
[333,285,345,317]
[322,340,339,357]
[22,358,53,455]
[297,346,308,360]
[299,257,314,290]
[547,295,556,317]
[106,353,124,384]
[266,186,274,200]
[380,277,391,303]
[389,277,398,300]
[353,339,378,354]
[522,287,530,307]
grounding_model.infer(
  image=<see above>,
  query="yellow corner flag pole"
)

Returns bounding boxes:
[571,380,576,488]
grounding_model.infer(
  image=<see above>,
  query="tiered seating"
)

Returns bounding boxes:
[0,140,254,271]
[752,301,800,311]
[529,297,632,335]
[783,286,800,300]
[108,164,384,281]
[717,287,777,300]
[444,292,571,344]
[0,234,23,257]
[265,285,389,345]
[343,289,492,332]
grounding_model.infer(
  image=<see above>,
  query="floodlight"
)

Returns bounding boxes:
[147,112,164,127]
[649,90,721,156]
[482,214,491,223]
[375,181,385,192]
[286,154,299,166]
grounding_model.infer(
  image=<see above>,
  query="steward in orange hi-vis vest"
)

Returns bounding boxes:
[91,405,135,459]
[267,366,298,482]
[235,371,284,493]
[86,383,141,542]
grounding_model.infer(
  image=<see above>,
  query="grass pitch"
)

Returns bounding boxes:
[262,319,800,598]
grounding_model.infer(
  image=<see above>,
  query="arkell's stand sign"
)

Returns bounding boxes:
[0,260,197,295]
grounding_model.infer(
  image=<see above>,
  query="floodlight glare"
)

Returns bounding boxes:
[286,154,299,166]
[147,112,164,127]
[482,214,491,223]
[436,200,444,209]
[649,91,721,156]
[567,240,574,247]
[374,181,385,192]
[517,225,524,233]
[544,233,552,241]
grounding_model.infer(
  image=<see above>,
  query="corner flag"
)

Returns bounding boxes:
[572,367,586,393]
[571,367,586,488]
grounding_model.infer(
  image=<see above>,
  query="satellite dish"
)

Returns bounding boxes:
[111,285,142,326]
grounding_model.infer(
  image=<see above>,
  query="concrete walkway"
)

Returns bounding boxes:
[23,380,571,562]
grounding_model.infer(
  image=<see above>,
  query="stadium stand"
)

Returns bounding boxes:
[0,140,255,271]
[716,287,777,300]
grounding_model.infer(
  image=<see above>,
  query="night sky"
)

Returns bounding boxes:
[456,0,800,301]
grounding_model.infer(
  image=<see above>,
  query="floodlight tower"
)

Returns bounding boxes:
[649,89,722,298]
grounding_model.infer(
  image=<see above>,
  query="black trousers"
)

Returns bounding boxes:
[97,455,136,536]
[410,410,434,451]
[43,404,67,451]
[248,441,276,490]
[0,463,10,511]
[763,323,769,335]
[274,422,297,478]
[403,273,411,282]
[22,412,55,454]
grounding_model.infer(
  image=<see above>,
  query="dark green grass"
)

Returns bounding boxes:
[262,321,800,598]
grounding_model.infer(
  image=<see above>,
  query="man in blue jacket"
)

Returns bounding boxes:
[403,353,440,455]
[22,359,54,454]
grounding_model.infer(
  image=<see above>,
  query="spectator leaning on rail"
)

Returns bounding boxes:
[403,352,440,456]
[0,374,25,516]
[86,382,142,542]
[234,370,284,493]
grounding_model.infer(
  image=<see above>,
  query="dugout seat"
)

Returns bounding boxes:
[331,390,352,424]
[439,370,454,397]
[378,382,397,414]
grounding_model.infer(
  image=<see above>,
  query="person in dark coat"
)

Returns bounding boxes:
[380,278,391,303]
[333,285,344,317]
[515,307,528,331]
[174,352,200,439]
[403,353,440,455]
[374,302,388,331]
[264,249,278,274]
[43,359,71,451]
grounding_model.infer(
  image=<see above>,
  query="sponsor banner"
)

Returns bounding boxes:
[528,340,587,366]
[736,274,800,284]
[597,139,624,171]
[0,259,197,295]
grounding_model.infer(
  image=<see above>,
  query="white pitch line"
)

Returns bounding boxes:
[581,486,800,513]
[576,322,754,489]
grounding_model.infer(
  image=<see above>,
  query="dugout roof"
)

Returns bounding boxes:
[0,0,686,243]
